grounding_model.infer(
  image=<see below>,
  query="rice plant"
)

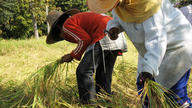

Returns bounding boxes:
[1,38,191,107]
[0,59,79,108]
[140,79,179,108]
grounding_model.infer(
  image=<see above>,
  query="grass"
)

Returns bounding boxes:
[0,36,191,108]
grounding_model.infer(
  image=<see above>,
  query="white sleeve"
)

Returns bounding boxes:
[106,10,123,32]
[142,9,167,76]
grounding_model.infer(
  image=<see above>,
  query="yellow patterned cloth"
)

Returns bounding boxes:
[114,0,162,23]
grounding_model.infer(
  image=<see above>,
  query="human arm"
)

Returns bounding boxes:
[61,25,92,62]
[140,10,167,77]
[106,10,124,40]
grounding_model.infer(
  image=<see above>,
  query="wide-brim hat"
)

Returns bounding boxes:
[46,9,80,44]
[87,0,119,13]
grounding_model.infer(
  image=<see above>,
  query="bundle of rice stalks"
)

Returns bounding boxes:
[140,79,179,108]
[0,60,78,108]
[25,60,64,107]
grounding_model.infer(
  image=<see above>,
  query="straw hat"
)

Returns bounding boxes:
[46,9,80,44]
[87,0,119,13]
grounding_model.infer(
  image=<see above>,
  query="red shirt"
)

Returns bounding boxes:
[62,12,112,60]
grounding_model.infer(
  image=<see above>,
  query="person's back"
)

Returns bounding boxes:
[64,12,112,44]
[69,12,111,32]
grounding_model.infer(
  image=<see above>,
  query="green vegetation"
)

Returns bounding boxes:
[170,0,192,7]
[0,37,191,107]
[0,0,88,39]
[54,0,88,12]
[0,0,186,39]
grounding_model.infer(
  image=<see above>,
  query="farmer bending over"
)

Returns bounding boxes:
[87,0,192,107]
[46,9,127,105]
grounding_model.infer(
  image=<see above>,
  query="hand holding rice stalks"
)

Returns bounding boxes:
[140,79,179,108]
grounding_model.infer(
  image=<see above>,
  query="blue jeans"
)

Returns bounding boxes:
[137,69,191,107]
[76,42,118,104]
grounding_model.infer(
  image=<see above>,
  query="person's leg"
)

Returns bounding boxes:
[169,69,191,107]
[76,42,102,104]
[95,50,118,95]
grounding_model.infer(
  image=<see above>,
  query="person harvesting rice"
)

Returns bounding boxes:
[87,0,192,107]
[46,9,127,105]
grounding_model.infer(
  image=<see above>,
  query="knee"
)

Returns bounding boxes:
[76,66,90,77]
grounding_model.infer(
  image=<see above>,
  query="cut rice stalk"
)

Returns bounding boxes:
[140,79,179,108]
[0,59,77,107]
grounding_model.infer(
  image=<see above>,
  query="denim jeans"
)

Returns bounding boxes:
[76,42,118,104]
